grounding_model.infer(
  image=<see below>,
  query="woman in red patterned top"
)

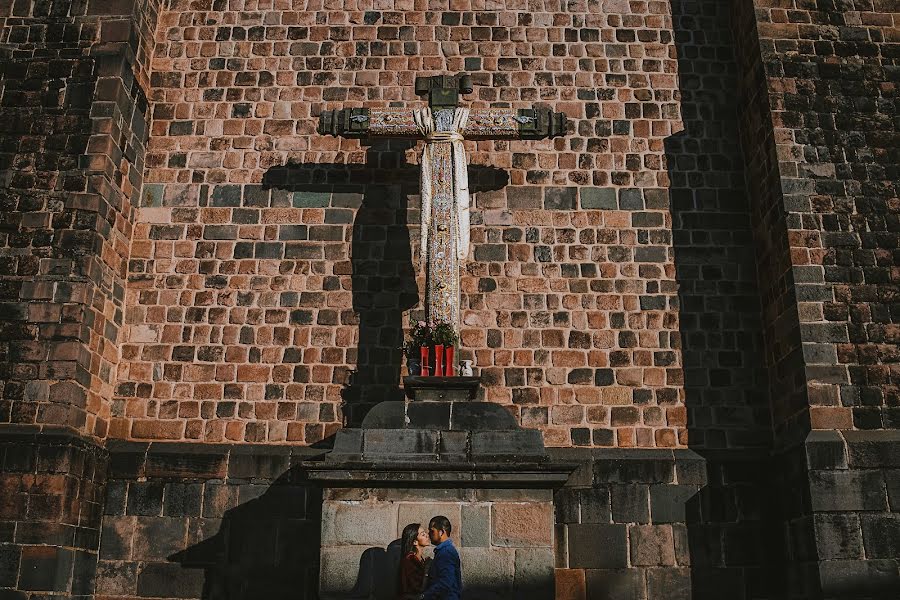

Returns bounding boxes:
[398,522,431,599]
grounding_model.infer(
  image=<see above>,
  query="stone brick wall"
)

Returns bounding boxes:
[0,0,155,439]
[733,0,810,446]
[116,0,694,448]
[733,2,900,597]
[0,428,108,599]
[95,441,323,600]
[667,0,769,451]
[552,448,703,600]
[739,0,900,442]
[320,487,554,599]
[773,431,900,599]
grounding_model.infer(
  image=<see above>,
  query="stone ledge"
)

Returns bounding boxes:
[303,461,576,489]
[804,429,900,470]
[105,440,328,481]
[328,427,549,464]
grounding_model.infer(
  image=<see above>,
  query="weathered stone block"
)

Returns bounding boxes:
[322,501,398,546]
[818,559,900,598]
[555,568,586,600]
[95,560,139,595]
[814,514,864,560]
[202,483,240,518]
[472,430,547,460]
[320,545,394,597]
[513,548,554,598]
[629,524,675,566]
[544,187,577,210]
[594,455,674,484]
[460,547,514,594]
[491,503,553,547]
[131,517,188,561]
[293,191,330,207]
[461,504,490,547]
[844,430,900,468]
[580,188,617,209]
[567,524,627,569]
[649,484,697,523]
[99,517,133,560]
[228,450,291,480]
[860,514,900,559]
[126,482,164,517]
[0,544,20,587]
[406,402,450,429]
[135,562,204,598]
[647,567,690,600]
[145,449,227,479]
[808,470,887,512]
[554,489,580,524]
[584,568,646,600]
[805,431,848,470]
[610,484,650,524]
[579,487,612,523]
[19,545,73,591]
[362,430,438,460]
[886,469,900,509]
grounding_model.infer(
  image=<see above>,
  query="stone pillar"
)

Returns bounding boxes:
[0,428,108,598]
[734,0,900,596]
[0,1,157,598]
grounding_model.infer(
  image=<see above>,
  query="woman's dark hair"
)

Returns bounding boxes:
[401,522,421,556]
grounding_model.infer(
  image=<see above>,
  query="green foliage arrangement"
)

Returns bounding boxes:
[431,322,458,346]
[403,320,458,355]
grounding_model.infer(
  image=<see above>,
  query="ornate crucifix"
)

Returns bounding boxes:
[318,74,568,331]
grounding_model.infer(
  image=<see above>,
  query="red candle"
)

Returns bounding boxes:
[444,345,455,376]
[420,346,430,377]
[434,344,444,377]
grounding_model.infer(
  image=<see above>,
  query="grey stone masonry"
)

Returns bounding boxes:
[550,447,706,600]
[802,431,900,598]
[318,487,554,600]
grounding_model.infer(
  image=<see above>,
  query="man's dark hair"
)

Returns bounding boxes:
[429,515,452,535]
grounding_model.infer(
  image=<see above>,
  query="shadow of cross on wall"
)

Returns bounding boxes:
[262,140,509,427]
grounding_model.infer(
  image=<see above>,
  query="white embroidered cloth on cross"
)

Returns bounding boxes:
[413,107,471,262]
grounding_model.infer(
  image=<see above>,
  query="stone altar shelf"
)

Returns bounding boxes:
[304,376,576,600]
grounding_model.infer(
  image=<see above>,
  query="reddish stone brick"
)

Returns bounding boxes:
[555,568,586,600]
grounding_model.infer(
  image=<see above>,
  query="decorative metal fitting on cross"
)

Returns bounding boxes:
[414,74,473,109]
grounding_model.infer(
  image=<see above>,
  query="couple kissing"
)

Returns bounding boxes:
[398,516,461,600]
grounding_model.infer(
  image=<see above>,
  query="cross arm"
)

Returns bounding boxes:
[318,107,421,138]
[318,106,568,141]
[463,107,569,140]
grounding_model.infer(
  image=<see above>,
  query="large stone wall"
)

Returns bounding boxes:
[0,428,108,599]
[115,0,691,447]
[95,442,323,600]
[0,0,156,439]
[667,0,769,452]
[738,0,900,443]
[552,448,702,600]
[1,1,898,599]
[735,1,900,597]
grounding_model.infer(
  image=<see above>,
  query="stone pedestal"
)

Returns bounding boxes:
[307,377,575,600]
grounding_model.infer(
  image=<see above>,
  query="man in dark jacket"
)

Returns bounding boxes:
[421,515,462,600]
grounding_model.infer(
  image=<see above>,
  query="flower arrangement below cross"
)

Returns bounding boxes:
[403,321,460,377]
